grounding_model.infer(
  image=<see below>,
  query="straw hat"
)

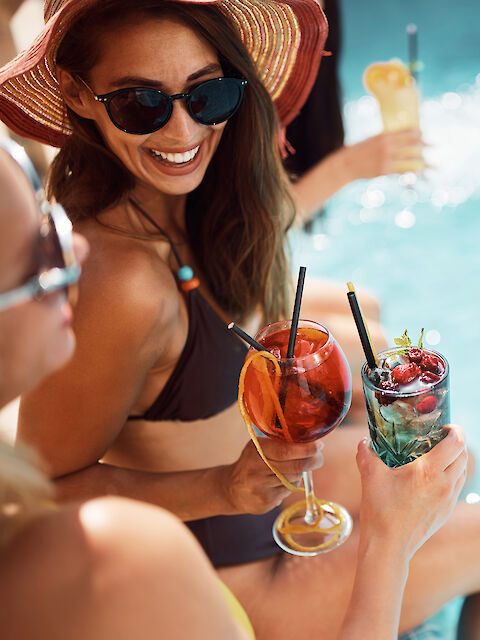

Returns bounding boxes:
[0,0,328,147]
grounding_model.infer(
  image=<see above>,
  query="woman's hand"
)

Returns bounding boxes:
[224,438,324,514]
[342,129,425,180]
[356,424,467,559]
[292,128,426,224]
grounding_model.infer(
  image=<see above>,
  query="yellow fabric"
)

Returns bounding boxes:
[218,579,255,639]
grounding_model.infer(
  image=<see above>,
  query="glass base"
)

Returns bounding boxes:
[272,499,352,556]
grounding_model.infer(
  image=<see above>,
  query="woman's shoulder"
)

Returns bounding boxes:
[0,498,247,639]
[0,500,172,633]
[73,213,181,335]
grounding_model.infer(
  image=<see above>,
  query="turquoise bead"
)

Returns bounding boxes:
[177,265,194,282]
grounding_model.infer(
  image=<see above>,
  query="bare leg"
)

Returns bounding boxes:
[219,503,480,640]
[302,277,383,322]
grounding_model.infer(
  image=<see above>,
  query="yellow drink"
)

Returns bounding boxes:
[363,60,424,172]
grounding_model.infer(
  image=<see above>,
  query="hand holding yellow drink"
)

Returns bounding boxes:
[363,60,425,172]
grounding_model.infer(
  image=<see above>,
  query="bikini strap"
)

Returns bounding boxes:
[129,198,200,292]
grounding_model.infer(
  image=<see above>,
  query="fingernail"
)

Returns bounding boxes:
[358,437,368,450]
[446,426,457,439]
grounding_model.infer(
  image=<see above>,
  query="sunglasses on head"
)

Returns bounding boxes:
[0,139,81,312]
[79,76,247,135]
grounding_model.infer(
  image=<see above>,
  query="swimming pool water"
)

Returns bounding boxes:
[338,0,480,103]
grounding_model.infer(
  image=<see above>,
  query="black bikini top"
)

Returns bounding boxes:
[127,199,247,422]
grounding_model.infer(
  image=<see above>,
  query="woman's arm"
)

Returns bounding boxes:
[339,428,467,639]
[340,535,409,640]
[51,436,324,519]
[291,129,424,225]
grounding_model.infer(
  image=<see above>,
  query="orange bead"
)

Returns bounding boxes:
[180,277,200,292]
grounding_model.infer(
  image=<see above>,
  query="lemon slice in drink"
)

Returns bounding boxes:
[363,59,420,137]
[363,60,415,96]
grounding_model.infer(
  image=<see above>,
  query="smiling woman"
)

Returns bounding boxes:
[4,0,326,579]
[55,12,236,204]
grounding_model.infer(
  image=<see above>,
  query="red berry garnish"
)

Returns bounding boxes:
[391,363,421,385]
[420,354,440,373]
[421,371,441,384]
[408,348,423,363]
[380,380,397,391]
[375,380,398,405]
[416,395,437,414]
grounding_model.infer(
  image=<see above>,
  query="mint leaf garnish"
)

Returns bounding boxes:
[393,330,411,349]
[390,329,424,357]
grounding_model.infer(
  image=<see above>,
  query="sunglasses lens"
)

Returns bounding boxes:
[35,209,80,299]
[190,78,244,125]
[109,88,170,134]
[36,215,66,271]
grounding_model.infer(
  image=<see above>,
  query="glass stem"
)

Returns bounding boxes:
[303,470,320,525]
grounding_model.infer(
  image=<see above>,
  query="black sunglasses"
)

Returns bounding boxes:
[0,139,81,312]
[81,76,247,135]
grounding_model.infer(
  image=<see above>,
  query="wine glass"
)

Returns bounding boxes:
[239,319,353,556]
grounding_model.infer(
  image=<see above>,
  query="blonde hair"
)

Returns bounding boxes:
[0,438,53,547]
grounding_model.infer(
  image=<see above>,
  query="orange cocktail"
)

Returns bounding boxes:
[239,319,352,556]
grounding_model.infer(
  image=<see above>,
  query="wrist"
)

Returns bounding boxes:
[332,145,356,186]
[358,529,411,572]
[211,464,241,516]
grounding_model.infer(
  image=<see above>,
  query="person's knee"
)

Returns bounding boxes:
[354,287,382,322]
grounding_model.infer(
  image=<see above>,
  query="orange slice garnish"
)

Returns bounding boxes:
[237,351,345,553]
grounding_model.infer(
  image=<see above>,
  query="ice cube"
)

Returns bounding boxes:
[294,338,315,358]
[367,367,389,386]
[384,353,409,370]
[379,400,415,425]
[410,410,442,434]
[434,389,448,409]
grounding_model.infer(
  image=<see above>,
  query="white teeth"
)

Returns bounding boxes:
[150,146,199,164]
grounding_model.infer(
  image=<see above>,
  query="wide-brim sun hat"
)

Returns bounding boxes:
[0,0,328,147]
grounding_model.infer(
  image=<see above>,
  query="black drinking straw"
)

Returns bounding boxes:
[228,322,267,352]
[407,23,418,82]
[346,282,379,369]
[287,266,307,359]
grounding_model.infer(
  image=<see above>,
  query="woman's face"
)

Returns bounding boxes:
[0,152,85,405]
[76,15,228,197]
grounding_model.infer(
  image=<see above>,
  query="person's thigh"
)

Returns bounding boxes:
[219,502,480,640]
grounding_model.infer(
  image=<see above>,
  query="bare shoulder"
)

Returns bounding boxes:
[0,498,246,640]
[0,499,190,638]
[75,215,180,337]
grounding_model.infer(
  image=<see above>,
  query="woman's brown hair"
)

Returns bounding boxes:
[49,0,294,322]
